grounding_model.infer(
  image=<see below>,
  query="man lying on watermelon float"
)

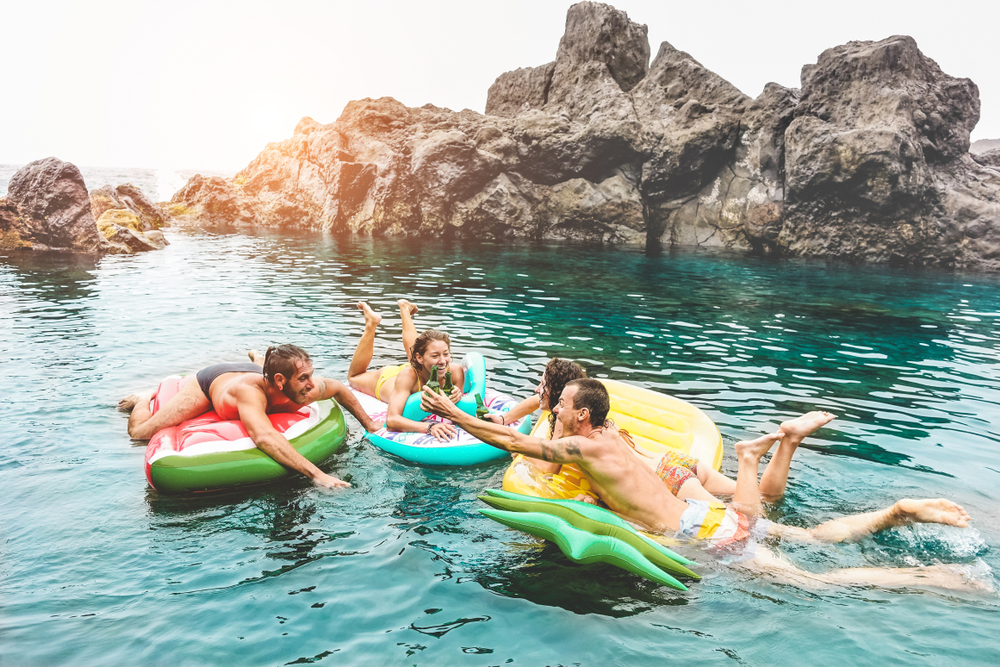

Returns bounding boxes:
[119,344,378,489]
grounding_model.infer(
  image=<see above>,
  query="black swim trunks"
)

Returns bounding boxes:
[195,363,263,405]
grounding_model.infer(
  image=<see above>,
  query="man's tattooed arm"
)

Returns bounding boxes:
[538,437,583,463]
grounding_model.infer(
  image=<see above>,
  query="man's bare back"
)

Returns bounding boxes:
[559,426,693,533]
[121,345,378,489]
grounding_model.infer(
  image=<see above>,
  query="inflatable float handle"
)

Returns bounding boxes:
[402,352,487,422]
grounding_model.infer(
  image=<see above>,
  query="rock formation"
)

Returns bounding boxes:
[169,1,1000,271]
[91,183,171,250]
[972,148,1000,169]
[971,138,1000,154]
[0,158,169,254]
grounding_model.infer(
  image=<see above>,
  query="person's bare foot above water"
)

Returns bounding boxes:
[735,431,784,463]
[397,299,418,316]
[895,498,971,528]
[779,411,836,441]
[357,301,382,327]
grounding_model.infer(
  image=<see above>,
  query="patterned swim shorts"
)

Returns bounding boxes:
[654,450,701,495]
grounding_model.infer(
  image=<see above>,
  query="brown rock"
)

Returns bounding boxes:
[5,158,107,252]
[165,3,1000,271]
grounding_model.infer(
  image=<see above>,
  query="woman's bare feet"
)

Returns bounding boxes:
[397,299,418,316]
[357,301,382,327]
[735,431,783,464]
[779,411,836,440]
[247,349,265,365]
[895,498,971,528]
[117,394,143,413]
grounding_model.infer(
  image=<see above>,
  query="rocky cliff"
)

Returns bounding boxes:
[0,158,170,254]
[169,1,1000,271]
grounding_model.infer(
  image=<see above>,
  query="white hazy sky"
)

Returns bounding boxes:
[2,0,997,171]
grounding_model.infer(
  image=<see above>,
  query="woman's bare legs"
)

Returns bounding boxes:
[699,411,836,499]
[730,431,783,516]
[398,299,419,359]
[348,302,384,393]
[247,349,265,367]
[759,411,835,500]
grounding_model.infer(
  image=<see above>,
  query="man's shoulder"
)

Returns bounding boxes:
[231,376,267,401]
[583,429,623,453]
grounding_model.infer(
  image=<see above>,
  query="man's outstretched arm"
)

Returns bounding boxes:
[317,377,379,432]
[235,386,350,489]
[420,386,588,464]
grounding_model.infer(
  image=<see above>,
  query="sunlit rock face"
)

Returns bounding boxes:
[170,1,1000,270]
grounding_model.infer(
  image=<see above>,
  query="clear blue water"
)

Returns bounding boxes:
[2,227,999,666]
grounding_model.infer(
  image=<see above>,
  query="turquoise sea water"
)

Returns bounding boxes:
[2,227,999,666]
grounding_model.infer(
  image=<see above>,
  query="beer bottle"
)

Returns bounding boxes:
[425,365,441,393]
[475,393,490,420]
[442,367,454,393]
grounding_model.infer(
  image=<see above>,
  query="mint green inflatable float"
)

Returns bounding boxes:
[479,489,699,590]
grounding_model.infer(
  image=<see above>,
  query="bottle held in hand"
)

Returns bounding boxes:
[475,393,490,420]
[442,367,454,393]
[425,365,441,393]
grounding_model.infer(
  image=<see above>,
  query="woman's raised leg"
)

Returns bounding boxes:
[398,299,419,360]
[349,302,382,381]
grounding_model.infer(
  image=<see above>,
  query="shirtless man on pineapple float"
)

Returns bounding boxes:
[119,344,379,489]
[422,378,979,591]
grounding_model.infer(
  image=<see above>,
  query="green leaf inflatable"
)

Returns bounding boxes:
[478,488,699,589]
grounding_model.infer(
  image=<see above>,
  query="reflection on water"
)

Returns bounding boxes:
[2,229,999,666]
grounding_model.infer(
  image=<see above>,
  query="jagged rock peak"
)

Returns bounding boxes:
[796,35,979,162]
[555,1,649,92]
[486,1,649,118]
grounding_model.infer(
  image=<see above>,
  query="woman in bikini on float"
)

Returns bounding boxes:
[348,300,465,442]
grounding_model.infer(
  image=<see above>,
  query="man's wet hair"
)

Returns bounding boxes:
[263,344,311,384]
[565,378,609,427]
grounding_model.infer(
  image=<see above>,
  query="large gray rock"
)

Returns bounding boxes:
[3,158,107,252]
[169,2,1000,271]
[777,36,995,267]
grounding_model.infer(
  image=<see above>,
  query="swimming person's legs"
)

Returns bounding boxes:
[767,498,971,544]
[741,547,987,592]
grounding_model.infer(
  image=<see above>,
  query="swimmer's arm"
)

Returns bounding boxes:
[488,394,541,426]
[235,386,348,489]
[421,386,588,462]
[386,369,456,440]
[315,377,379,432]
